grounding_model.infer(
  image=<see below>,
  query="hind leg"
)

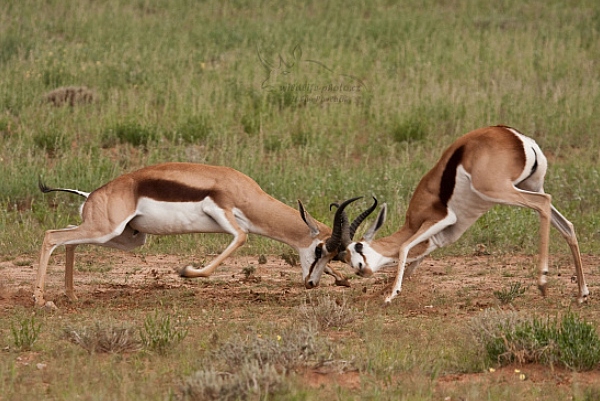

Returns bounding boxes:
[551,205,589,302]
[35,223,131,307]
[474,184,553,297]
[65,244,77,301]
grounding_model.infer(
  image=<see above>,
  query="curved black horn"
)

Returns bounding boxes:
[349,197,378,240]
[325,196,362,253]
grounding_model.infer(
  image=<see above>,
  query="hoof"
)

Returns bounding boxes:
[304,280,318,289]
[66,293,78,302]
[334,278,351,288]
[44,301,58,311]
[179,265,191,277]
[33,297,46,308]
[537,283,547,297]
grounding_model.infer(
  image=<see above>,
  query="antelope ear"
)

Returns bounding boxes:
[363,203,387,242]
[298,200,320,237]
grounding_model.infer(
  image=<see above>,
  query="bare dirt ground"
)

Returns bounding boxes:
[2,251,600,394]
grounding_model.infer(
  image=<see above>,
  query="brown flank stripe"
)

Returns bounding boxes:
[439,145,465,207]
[137,178,216,202]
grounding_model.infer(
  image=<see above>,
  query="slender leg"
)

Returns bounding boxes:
[475,186,554,297]
[35,230,61,307]
[65,244,78,301]
[550,205,589,302]
[325,265,350,287]
[179,231,247,277]
[405,259,423,279]
[533,194,552,296]
[385,217,456,303]
[35,223,128,307]
[179,208,248,278]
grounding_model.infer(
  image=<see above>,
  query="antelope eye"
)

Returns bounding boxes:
[355,243,364,253]
[315,244,323,259]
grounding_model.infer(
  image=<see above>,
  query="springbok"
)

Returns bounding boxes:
[330,126,589,304]
[35,162,372,307]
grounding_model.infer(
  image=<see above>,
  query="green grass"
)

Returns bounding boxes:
[0,0,599,258]
[1,0,600,399]
[471,309,600,371]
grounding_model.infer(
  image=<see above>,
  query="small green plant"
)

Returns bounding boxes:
[11,315,42,351]
[470,309,600,371]
[240,113,261,136]
[389,116,427,143]
[263,135,283,152]
[280,251,298,267]
[493,282,526,305]
[556,312,600,371]
[102,121,158,148]
[174,115,212,144]
[140,311,188,354]
[266,87,299,110]
[241,265,255,279]
[33,129,69,156]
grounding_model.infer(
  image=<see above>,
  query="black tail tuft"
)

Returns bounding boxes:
[38,178,54,194]
[38,177,90,199]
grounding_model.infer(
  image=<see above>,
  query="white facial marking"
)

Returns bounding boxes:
[298,238,322,281]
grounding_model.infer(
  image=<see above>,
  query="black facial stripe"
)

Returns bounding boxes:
[315,244,323,259]
[307,243,324,278]
[355,243,364,255]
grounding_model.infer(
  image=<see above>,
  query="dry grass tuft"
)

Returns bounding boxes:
[64,322,141,354]
[179,361,285,401]
[297,294,358,330]
[214,324,325,371]
[43,86,95,106]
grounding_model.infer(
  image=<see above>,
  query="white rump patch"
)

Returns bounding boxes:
[506,128,548,187]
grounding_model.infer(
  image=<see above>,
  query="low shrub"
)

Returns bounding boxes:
[64,322,140,354]
[11,315,42,352]
[297,294,358,330]
[470,309,600,371]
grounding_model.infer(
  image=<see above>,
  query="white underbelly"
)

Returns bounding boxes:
[128,198,227,235]
[432,166,494,247]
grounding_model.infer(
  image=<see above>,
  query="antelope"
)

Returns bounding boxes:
[334,126,589,304]
[35,162,371,308]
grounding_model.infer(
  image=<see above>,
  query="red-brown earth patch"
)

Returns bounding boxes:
[1,251,600,393]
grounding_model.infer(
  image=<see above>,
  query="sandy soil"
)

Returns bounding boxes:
[1,250,599,393]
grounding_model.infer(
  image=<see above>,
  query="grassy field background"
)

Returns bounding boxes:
[1,0,600,399]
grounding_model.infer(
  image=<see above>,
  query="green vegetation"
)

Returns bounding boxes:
[140,310,189,355]
[494,281,527,305]
[2,0,600,399]
[10,314,42,352]
[471,309,600,371]
[1,0,599,258]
